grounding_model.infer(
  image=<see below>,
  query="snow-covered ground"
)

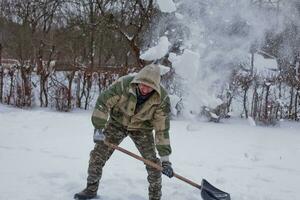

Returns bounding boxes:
[1,104,300,200]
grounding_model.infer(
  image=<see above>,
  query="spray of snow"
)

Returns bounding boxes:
[158,64,170,75]
[156,0,176,13]
[140,36,171,61]
[154,0,300,118]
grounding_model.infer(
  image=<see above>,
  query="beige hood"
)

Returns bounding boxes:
[131,64,161,96]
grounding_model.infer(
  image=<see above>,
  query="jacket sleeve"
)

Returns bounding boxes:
[152,95,172,157]
[91,78,123,129]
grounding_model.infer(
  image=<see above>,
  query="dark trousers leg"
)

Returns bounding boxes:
[87,125,127,185]
[129,131,162,200]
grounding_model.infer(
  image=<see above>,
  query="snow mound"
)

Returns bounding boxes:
[140,36,171,61]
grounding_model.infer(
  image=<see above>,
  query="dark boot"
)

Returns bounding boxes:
[74,182,99,200]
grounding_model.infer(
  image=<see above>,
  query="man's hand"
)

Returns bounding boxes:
[93,129,105,143]
[161,161,174,178]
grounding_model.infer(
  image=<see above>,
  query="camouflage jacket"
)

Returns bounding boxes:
[91,65,171,157]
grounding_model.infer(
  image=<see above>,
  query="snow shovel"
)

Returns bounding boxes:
[104,140,231,200]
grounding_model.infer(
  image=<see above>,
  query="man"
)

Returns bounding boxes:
[74,64,174,200]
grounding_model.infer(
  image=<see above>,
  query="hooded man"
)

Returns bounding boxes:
[74,64,173,200]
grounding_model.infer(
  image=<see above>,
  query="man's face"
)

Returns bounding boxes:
[138,83,154,96]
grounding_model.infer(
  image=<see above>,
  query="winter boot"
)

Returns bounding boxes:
[74,182,99,200]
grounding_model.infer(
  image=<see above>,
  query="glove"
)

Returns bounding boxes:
[93,129,105,143]
[161,161,174,178]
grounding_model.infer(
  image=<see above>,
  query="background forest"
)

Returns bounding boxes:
[0,0,299,125]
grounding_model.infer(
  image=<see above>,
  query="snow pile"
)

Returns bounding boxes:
[1,105,300,200]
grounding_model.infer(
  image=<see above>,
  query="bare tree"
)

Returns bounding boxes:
[7,67,15,105]
[96,0,156,67]
[84,0,97,109]
[0,43,3,103]
[234,66,253,118]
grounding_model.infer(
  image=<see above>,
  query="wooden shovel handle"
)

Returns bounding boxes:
[104,140,202,190]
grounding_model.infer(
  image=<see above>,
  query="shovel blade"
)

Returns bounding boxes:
[200,179,231,200]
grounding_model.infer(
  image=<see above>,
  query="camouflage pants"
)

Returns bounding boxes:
[87,123,162,200]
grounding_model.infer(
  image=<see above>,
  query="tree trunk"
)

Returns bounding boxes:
[251,84,258,120]
[278,81,282,119]
[39,78,44,107]
[43,76,49,107]
[258,86,265,119]
[83,1,96,110]
[20,67,31,107]
[289,86,294,119]
[8,71,14,105]
[40,75,49,107]
[0,43,3,103]
[243,86,249,118]
[38,46,45,107]
[79,72,87,109]
[84,75,92,110]
[97,72,102,93]
[130,40,144,67]
[98,34,103,67]
[67,71,75,110]
[264,85,271,121]
[250,52,254,76]
[76,72,81,108]
[295,87,299,120]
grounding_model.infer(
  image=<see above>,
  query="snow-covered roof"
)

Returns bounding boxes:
[253,53,278,73]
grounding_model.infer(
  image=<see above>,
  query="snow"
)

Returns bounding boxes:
[140,36,171,61]
[160,0,299,116]
[158,64,170,75]
[1,104,300,200]
[175,13,184,20]
[156,0,176,13]
[209,112,219,119]
[296,61,299,81]
[169,94,181,115]
[49,60,56,69]
[169,50,199,82]
[170,50,224,117]
[247,116,256,127]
